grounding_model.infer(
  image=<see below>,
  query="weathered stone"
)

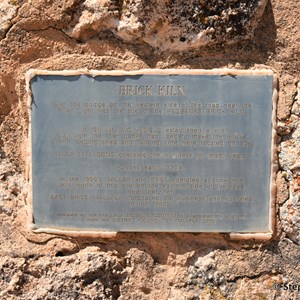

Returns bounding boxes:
[292,82,300,115]
[0,0,300,298]
[0,0,23,40]
[63,0,269,51]
[276,172,289,205]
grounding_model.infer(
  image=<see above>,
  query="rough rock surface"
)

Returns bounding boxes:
[0,0,300,299]
[0,0,23,40]
[63,0,269,51]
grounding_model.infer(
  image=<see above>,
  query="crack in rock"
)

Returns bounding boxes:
[0,0,24,41]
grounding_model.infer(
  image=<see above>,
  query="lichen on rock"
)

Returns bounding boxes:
[63,0,269,51]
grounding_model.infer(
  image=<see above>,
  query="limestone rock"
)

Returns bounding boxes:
[64,0,269,51]
[0,0,23,40]
[63,0,119,40]
[0,0,300,299]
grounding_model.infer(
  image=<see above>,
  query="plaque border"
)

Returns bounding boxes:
[25,68,278,240]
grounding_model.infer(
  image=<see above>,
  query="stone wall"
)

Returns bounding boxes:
[0,0,299,299]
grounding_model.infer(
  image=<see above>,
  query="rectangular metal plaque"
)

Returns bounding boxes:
[28,69,276,234]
